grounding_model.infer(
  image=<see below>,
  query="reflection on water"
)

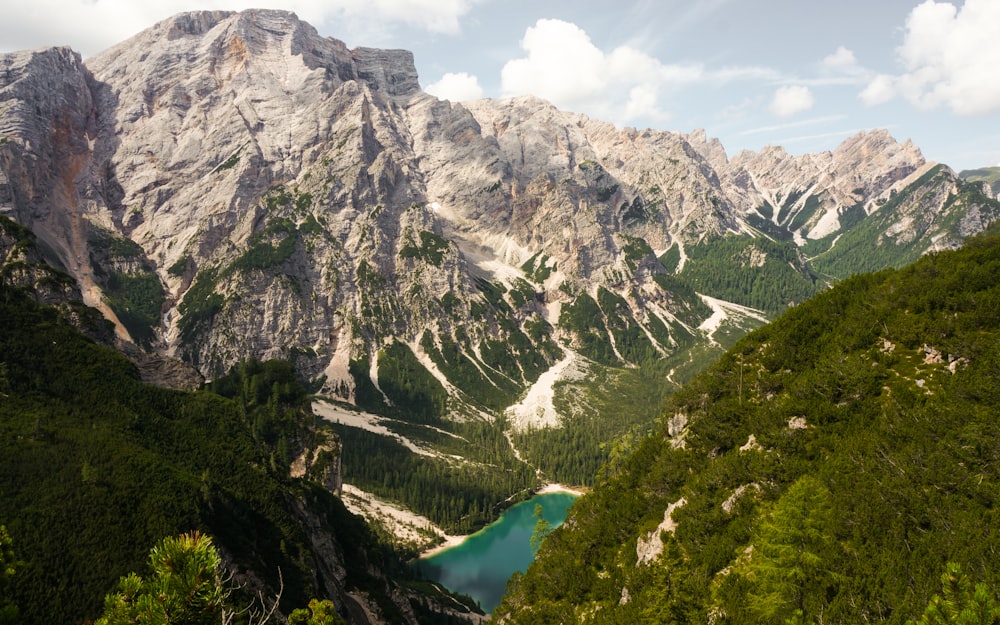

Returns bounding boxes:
[416,492,577,613]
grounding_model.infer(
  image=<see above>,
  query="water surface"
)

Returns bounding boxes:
[416,492,577,613]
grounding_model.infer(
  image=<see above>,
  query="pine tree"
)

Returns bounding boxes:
[909,564,1000,625]
[530,504,551,555]
[289,599,346,625]
[740,476,839,625]
[95,532,348,625]
[96,532,227,625]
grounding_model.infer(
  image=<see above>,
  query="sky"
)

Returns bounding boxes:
[1,0,998,171]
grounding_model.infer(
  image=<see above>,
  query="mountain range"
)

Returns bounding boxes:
[2,10,996,394]
[2,9,1000,624]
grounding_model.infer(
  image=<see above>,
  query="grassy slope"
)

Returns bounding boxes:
[961,166,1000,196]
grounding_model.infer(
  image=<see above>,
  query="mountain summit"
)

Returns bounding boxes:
[1,7,997,447]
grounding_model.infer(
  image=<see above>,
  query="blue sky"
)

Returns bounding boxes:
[1,0,998,170]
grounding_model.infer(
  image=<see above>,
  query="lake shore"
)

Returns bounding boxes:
[420,534,467,558]
[537,482,585,496]
[419,485,583,558]
[415,490,581,613]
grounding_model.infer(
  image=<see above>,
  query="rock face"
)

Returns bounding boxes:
[0,47,97,289]
[1,9,998,412]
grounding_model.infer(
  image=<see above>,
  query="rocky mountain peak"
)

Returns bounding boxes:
[832,129,924,172]
[352,47,421,98]
[87,10,419,102]
[685,128,730,169]
[0,46,91,160]
[1,9,995,400]
[0,44,96,280]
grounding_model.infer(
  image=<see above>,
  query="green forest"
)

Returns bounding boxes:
[679,236,820,314]
[0,285,477,625]
[496,224,1000,624]
[331,417,537,534]
[3,165,1000,624]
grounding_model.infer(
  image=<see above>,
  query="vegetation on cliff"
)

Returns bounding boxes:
[0,283,478,625]
[496,224,1000,624]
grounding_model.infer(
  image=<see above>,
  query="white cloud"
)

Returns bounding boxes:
[862,0,1000,115]
[809,45,873,87]
[0,0,480,56]
[499,18,721,127]
[739,114,847,136]
[715,97,759,124]
[315,0,479,36]
[624,84,671,125]
[860,74,897,106]
[769,85,814,117]
[822,46,857,70]
[500,20,609,108]
[425,72,483,102]
[712,65,782,83]
[0,1,160,56]
[773,128,866,146]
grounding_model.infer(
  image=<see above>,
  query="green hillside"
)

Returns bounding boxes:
[496,225,1000,624]
[0,290,478,624]
[961,166,1000,197]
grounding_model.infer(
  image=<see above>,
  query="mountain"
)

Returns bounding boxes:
[495,223,1000,624]
[0,214,483,625]
[1,9,998,535]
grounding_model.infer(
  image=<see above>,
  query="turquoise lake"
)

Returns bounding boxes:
[416,492,578,614]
